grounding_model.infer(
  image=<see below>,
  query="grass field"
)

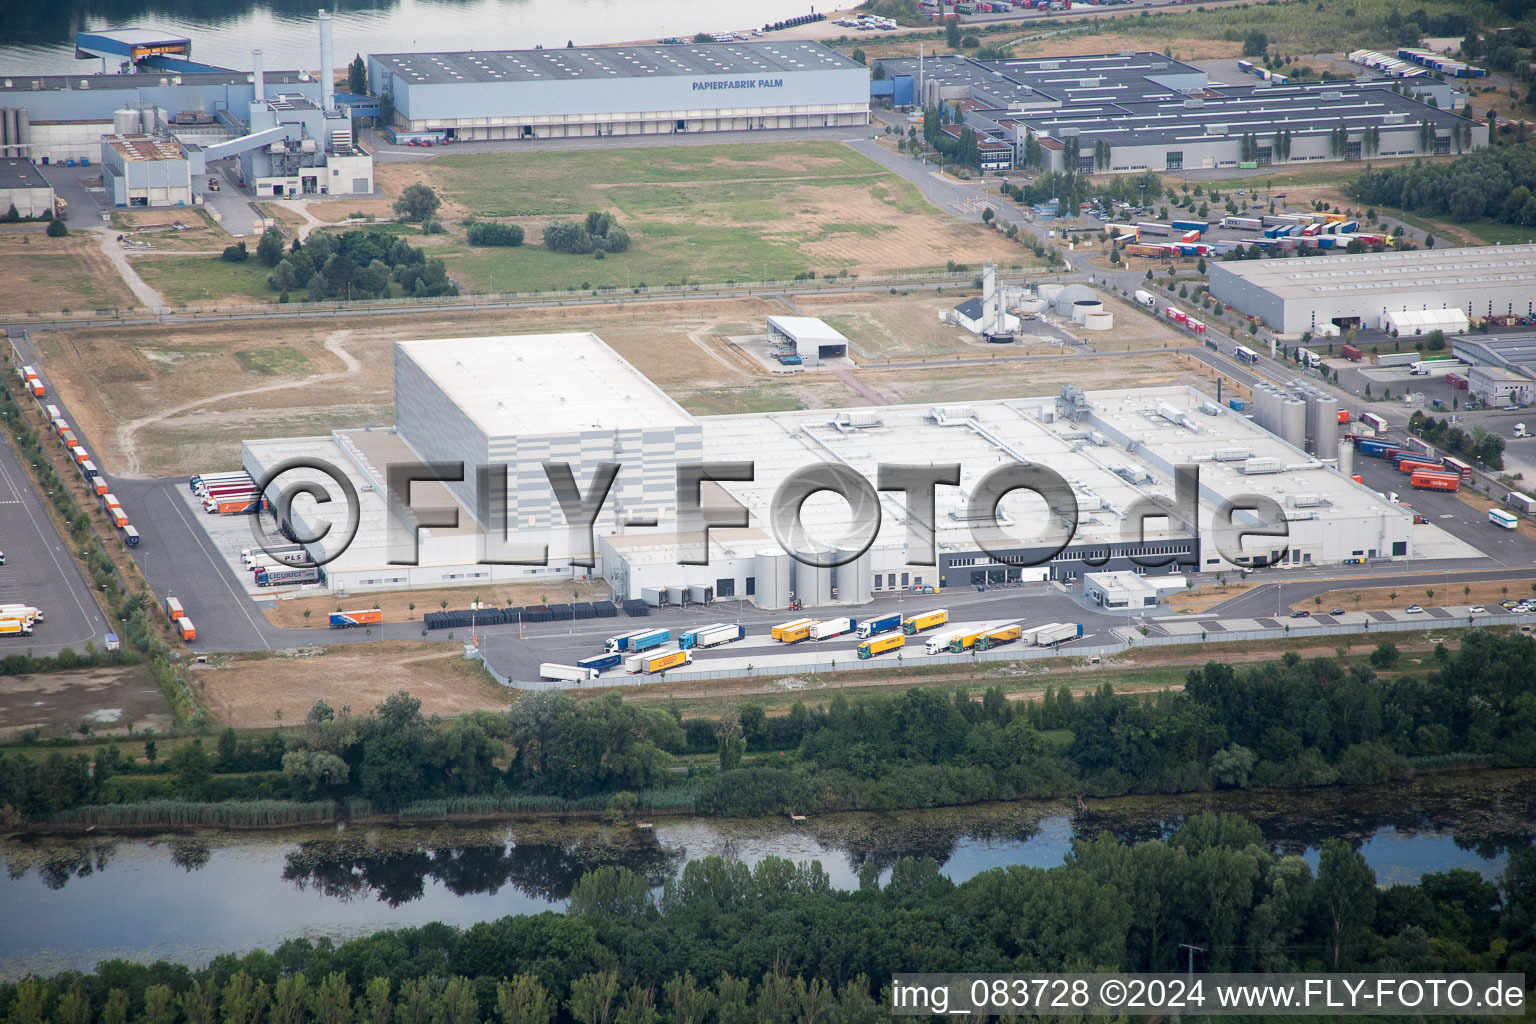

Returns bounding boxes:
[379,141,1021,293]
[0,233,138,315]
[130,253,275,306]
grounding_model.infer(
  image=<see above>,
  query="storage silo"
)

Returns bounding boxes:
[796,557,835,608]
[1082,311,1113,331]
[1071,299,1103,324]
[1,108,16,157]
[1252,385,1277,432]
[1338,440,1354,477]
[1311,394,1339,455]
[114,107,140,135]
[1281,399,1307,450]
[753,548,793,609]
[834,546,873,605]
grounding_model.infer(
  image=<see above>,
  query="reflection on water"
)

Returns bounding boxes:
[2,770,1532,977]
[0,0,819,75]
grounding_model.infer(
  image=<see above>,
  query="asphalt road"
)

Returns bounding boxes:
[0,398,112,657]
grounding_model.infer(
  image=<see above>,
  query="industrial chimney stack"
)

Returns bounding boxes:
[251,48,265,103]
[318,9,335,113]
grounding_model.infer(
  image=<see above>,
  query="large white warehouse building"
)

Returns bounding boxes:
[366,40,869,141]
[241,332,1413,601]
[1210,244,1536,336]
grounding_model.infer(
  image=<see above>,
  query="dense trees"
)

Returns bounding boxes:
[263,230,456,300]
[465,222,525,246]
[392,184,441,223]
[3,818,1531,1022]
[1409,411,1506,469]
[1351,147,1536,227]
[4,631,1535,823]
[542,212,630,255]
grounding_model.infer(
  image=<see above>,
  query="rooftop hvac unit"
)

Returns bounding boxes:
[1240,457,1283,475]
[1039,60,1060,70]
[1206,123,1229,135]
[1382,112,1405,124]
[1212,447,1253,462]
[1119,49,1135,56]
[1112,465,1153,484]
[1089,431,1109,446]
[1059,126,1081,138]
[1079,77,1100,87]
[1321,90,1343,101]
[834,411,882,429]
[1183,97,1205,108]
[1076,494,1106,511]
[1200,402,1222,416]
[1157,401,1188,425]
[1286,493,1325,508]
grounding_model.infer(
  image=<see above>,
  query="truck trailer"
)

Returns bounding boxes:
[255,565,323,587]
[810,617,856,640]
[540,663,595,683]
[680,623,744,649]
[902,609,949,634]
[856,612,903,639]
[1410,470,1461,492]
[577,653,623,676]
[165,597,185,621]
[0,618,34,637]
[0,604,44,625]
[771,617,816,642]
[857,634,906,659]
[975,624,1022,650]
[1029,622,1083,647]
[329,609,383,628]
[606,628,671,653]
[625,648,692,674]
[177,617,196,643]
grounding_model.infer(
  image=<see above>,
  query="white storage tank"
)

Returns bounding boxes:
[834,546,873,605]
[1311,394,1339,455]
[1082,311,1113,331]
[795,557,835,608]
[1338,440,1354,477]
[1071,299,1104,324]
[113,107,141,135]
[1281,399,1307,449]
[753,548,793,609]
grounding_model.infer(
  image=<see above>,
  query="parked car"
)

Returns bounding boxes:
[1405,605,1424,614]
[1289,609,1311,618]
[1329,607,1346,616]
[1469,605,1487,614]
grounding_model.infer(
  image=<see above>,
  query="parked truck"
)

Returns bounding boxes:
[924,628,967,655]
[122,524,140,547]
[0,604,44,625]
[106,504,129,529]
[625,648,692,674]
[975,624,1022,650]
[539,663,595,683]
[1410,469,1461,492]
[680,623,744,649]
[1030,622,1083,647]
[177,617,196,643]
[165,596,185,621]
[255,565,324,587]
[606,627,671,653]
[1133,289,1156,308]
[0,618,33,637]
[577,653,623,676]
[902,609,949,634]
[855,613,902,639]
[947,623,1008,653]
[771,617,816,642]
[330,609,383,628]
[206,496,260,515]
[857,633,906,659]
[810,617,856,640]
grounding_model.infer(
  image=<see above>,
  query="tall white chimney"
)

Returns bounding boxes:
[251,48,265,103]
[318,9,335,113]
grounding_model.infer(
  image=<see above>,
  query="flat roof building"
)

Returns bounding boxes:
[1209,244,1536,335]
[99,133,192,207]
[766,316,849,366]
[241,333,1415,599]
[877,51,1484,174]
[367,40,869,141]
[0,159,56,218]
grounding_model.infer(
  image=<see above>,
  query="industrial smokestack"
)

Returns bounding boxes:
[251,49,265,103]
[318,9,335,113]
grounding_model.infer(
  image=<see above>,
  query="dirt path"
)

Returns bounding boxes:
[284,200,334,241]
[95,228,166,310]
[829,364,890,406]
[113,329,361,477]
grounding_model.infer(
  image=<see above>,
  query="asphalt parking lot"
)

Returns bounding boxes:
[0,422,110,657]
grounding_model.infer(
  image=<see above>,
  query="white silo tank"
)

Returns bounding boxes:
[753,549,792,609]
[114,107,140,135]
[1082,311,1113,331]
[1338,440,1354,477]
[834,546,873,605]
[1312,394,1339,455]
[796,556,835,608]
[1071,299,1103,324]
[1281,399,1307,449]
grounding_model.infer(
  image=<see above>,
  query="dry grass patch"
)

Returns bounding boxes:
[0,232,139,315]
[263,578,616,629]
[195,642,511,728]
[1297,578,1536,614]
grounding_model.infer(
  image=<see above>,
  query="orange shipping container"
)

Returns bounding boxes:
[177,617,196,642]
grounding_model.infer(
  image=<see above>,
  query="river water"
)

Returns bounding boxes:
[0,0,825,76]
[4,770,1531,978]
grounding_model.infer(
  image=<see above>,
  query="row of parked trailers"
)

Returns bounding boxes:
[1350,434,1464,491]
[164,596,196,643]
[20,370,142,548]
[189,470,267,516]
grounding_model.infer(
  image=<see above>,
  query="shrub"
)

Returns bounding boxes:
[220,241,249,262]
[465,222,526,246]
[46,218,68,237]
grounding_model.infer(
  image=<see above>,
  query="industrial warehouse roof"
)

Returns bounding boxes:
[0,159,50,189]
[1210,245,1536,300]
[1452,333,1536,380]
[103,134,184,161]
[370,41,861,86]
[0,69,314,95]
[395,334,696,436]
[880,50,1475,148]
[74,28,192,60]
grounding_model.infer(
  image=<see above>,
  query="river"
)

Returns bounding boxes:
[0,0,827,77]
[2,769,1532,978]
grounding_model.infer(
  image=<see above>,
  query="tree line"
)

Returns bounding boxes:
[259,229,457,301]
[1,813,1530,1023]
[3,631,1534,824]
[1350,146,1536,227]
[1408,411,1507,469]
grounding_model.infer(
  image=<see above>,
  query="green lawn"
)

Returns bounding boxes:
[131,254,275,306]
[235,345,314,376]
[1104,0,1481,55]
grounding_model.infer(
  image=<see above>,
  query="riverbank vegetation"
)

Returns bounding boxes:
[1,812,1531,1020]
[3,630,1533,827]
